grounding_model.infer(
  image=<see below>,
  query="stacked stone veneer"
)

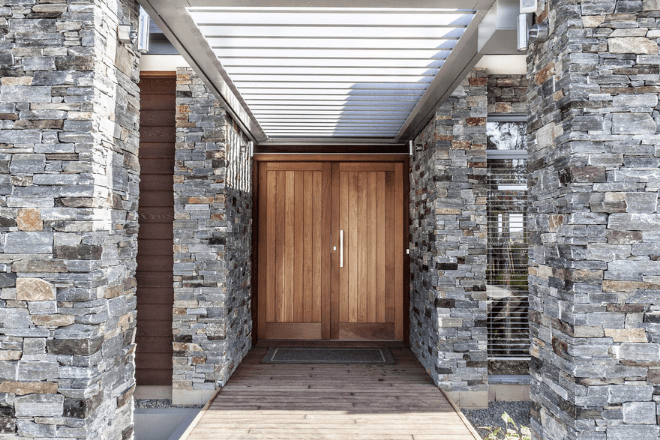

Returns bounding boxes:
[0,0,141,438]
[527,1,660,438]
[409,69,489,408]
[488,74,528,114]
[172,68,252,405]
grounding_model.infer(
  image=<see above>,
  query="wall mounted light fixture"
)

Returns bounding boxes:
[517,13,548,52]
[138,7,150,54]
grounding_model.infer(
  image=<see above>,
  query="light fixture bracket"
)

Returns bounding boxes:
[117,25,137,45]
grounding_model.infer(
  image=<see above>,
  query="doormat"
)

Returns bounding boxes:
[261,347,395,364]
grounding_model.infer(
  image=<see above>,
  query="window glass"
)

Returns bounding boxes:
[486,120,530,360]
[487,121,526,150]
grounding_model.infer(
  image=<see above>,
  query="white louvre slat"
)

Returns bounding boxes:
[188,9,475,27]
[213,48,451,59]
[232,81,428,89]
[225,66,440,76]
[239,89,427,96]
[228,74,434,83]
[208,37,458,49]
[244,95,421,101]
[200,25,466,39]
[221,58,445,68]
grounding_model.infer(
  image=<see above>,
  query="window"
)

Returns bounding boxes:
[486,116,530,360]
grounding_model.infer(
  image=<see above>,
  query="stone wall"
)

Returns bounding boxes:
[409,68,489,408]
[527,1,660,438]
[488,74,528,114]
[0,0,141,438]
[223,117,252,379]
[172,68,252,406]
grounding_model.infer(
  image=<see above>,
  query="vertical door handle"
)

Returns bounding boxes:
[340,229,344,268]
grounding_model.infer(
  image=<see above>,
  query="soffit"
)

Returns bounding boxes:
[139,0,497,145]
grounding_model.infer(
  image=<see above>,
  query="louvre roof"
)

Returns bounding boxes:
[188,7,475,139]
[139,0,507,145]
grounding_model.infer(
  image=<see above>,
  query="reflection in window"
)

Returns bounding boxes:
[487,122,527,150]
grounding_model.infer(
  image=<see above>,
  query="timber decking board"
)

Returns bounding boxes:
[183,347,479,440]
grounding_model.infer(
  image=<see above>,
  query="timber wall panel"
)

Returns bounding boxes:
[136,75,176,386]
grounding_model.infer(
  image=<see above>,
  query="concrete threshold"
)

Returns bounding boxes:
[134,408,200,440]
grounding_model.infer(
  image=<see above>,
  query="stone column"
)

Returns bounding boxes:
[527,1,660,438]
[172,68,252,406]
[0,0,141,438]
[409,69,489,408]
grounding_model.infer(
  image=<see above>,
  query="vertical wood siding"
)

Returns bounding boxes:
[136,75,176,385]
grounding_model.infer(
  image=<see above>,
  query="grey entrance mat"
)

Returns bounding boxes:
[262,347,395,364]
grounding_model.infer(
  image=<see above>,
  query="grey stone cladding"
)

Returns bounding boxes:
[488,74,528,114]
[0,0,141,438]
[409,69,489,407]
[527,1,660,438]
[172,68,252,405]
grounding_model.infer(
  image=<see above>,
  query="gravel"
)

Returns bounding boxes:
[135,399,203,409]
[462,401,531,439]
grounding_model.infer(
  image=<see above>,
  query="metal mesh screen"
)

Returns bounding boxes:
[486,121,530,360]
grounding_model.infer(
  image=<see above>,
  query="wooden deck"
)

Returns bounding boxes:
[182,347,480,440]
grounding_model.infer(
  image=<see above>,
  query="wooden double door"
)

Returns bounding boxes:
[257,159,405,340]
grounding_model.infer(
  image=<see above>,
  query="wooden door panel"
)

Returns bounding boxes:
[338,322,394,340]
[341,171,390,324]
[258,160,402,341]
[259,162,331,339]
[335,162,403,340]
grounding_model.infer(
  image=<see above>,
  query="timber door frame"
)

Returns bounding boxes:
[252,154,410,345]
